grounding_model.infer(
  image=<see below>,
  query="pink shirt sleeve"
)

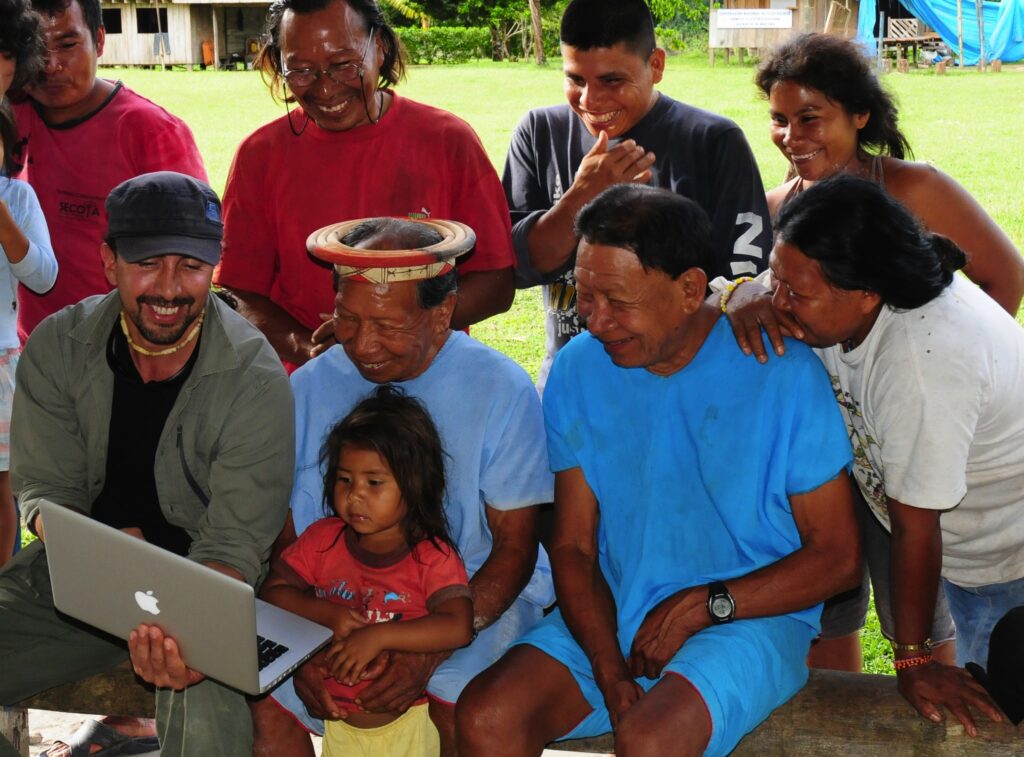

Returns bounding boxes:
[215,136,278,296]
[120,105,208,183]
[415,540,471,610]
[444,122,515,276]
[279,519,342,588]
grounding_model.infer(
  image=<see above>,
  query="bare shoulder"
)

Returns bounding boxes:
[766,179,796,219]
[881,157,963,210]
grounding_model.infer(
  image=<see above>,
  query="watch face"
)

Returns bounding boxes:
[711,596,733,618]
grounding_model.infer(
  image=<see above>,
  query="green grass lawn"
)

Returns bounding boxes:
[108,54,1024,373]
[94,53,1024,674]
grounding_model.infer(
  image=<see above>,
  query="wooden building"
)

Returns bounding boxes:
[709,0,861,64]
[99,0,268,68]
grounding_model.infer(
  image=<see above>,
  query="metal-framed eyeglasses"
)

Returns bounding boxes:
[280,28,376,89]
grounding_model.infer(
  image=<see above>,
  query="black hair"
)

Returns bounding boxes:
[775,174,966,309]
[560,0,656,57]
[332,217,458,309]
[575,184,714,279]
[320,384,454,552]
[0,103,23,174]
[256,0,405,105]
[756,33,911,160]
[30,0,101,44]
[0,0,46,93]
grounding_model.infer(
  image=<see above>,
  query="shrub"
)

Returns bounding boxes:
[396,26,491,64]
[656,26,686,53]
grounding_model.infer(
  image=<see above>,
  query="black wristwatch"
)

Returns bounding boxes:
[706,581,735,624]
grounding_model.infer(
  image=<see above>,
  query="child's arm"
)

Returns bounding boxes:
[261,563,368,640]
[325,596,473,686]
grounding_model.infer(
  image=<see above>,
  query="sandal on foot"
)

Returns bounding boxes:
[41,719,160,757]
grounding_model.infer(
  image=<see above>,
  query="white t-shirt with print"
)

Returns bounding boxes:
[818,276,1024,588]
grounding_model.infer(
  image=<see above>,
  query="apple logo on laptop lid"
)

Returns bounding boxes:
[135,590,161,615]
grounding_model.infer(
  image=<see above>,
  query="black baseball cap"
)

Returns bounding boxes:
[105,171,223,265]
[966,606,1024,725]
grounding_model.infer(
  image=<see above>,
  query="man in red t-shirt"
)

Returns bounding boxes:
[215,0,516,371]
[13,0,206,342]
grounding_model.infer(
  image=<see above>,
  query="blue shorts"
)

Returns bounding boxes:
[272,596,542,734]
[942,575,1024,667]
[516,609,815,757]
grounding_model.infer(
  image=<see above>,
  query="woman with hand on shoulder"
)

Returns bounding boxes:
[724,32,1024,361]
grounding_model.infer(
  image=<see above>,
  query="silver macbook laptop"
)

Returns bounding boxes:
[38,500,333,695]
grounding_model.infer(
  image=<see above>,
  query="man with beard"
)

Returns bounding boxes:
[12,0,205,342]
[0,172,294,757]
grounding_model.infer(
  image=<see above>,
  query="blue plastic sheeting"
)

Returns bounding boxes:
[857,0,1024,64]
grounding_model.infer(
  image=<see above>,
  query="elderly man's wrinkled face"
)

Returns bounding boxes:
[770,240,880,349]
[575,239,697,376]
[278,0,383,132]
[333,279,453,384]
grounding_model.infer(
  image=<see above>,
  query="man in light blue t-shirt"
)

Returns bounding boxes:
[457,186,859,757]
[250,217,553,757]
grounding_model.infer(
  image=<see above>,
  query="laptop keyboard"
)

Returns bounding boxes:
[257,635,290,670]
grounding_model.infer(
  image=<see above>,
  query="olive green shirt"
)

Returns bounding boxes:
[11,291,295,587]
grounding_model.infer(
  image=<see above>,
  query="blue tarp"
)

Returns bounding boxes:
[857,0,1024,64]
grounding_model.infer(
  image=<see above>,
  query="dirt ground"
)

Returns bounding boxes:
[26,711,600,756]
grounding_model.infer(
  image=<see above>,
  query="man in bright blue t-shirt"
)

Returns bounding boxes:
[457,185,860,757]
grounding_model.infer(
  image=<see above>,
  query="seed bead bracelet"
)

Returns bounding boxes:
[894,654,933,671]
[719,276,755,313]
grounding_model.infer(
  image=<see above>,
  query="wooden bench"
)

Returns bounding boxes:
[3,668,1020,755]
[883,18,943,65]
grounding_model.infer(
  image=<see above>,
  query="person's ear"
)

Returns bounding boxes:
[432,292,457,333]
[95,24,106,58]
[677,267,708,314]
[853,110,870,130]
[858,288,882,314]
[649,47,666,85]
[100,242,117,287]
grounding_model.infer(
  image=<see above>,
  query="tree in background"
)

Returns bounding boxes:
[381,0,431,27]
[381,0,708,62]
[649,0,710,49]
[529,0,546,64]
[400,0,564,61]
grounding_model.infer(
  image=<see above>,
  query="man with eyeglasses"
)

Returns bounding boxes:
[215,0,517,371]
[503,0,772,392]
[12,0,205,343]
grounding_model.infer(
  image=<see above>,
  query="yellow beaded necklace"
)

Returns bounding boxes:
[119,309,205,357]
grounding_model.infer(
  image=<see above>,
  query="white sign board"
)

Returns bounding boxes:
[716,9,793,29]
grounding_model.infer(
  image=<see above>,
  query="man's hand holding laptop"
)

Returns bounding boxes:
[127,561,246,690]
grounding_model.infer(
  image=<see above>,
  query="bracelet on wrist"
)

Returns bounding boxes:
[891,638,932,654]
[894,654,933,671]
[719,276,755,313]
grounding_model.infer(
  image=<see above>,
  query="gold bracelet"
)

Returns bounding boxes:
[891,639,932,654]
[719,276,755,313]
[894,654,933,671]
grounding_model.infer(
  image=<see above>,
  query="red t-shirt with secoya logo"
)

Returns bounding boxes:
[13,82,207,342]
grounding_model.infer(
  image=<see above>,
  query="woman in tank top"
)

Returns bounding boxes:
[757,32,1023,314]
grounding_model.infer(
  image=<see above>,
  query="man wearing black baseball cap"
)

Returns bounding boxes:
[0,171,295,757]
